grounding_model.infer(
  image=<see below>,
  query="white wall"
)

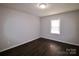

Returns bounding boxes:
[0,6,79,52]
[40,11,79,46]
[0,6,40,52]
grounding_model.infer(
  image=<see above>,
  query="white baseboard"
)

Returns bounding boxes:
[41,36,79,46]
[0,36,79,53]
[0,37,40,52]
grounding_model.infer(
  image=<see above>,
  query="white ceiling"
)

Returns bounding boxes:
[1,3,79,17]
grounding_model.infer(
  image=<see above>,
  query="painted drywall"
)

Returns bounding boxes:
[0,6,40,52]
[0,5,79,52]
[40,11,79,46]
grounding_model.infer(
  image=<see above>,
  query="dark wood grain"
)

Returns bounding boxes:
[0,37,79,56]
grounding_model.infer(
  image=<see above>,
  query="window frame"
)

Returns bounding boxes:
[50,19,60,34]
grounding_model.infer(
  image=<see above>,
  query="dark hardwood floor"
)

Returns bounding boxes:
[0,38,79,56]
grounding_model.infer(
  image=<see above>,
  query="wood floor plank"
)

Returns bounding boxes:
[0,38,79,56]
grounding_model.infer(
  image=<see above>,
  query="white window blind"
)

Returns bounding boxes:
[51,19,60,34]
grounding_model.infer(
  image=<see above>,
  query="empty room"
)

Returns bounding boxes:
[0,3,79,56]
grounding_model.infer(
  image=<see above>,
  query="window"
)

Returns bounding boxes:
[51,19,60,34]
